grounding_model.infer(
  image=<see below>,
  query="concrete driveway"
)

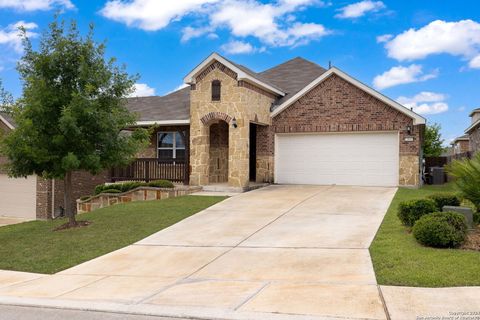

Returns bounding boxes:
[0,185,397,320]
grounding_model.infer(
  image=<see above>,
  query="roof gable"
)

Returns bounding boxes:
[183,53,285,96]
[270,67,426,125]
[0,112,15,130]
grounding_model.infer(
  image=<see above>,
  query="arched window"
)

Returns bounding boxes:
[212,80,221,101]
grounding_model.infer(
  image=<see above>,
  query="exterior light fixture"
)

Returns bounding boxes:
[232,117,238,128]
[406,125,412,135]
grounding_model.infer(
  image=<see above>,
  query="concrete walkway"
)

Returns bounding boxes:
[0,217,32,227]
[0,185,478,319]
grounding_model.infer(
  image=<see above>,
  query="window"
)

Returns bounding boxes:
[157,131,186,159]
[212,80,221,101]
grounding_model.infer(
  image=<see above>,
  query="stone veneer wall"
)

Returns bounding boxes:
[469,126,480,153]
[257,74,423,186]
[77,186,201,214]
[189,61,274,189]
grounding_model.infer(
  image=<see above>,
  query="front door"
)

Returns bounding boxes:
[249,123,257,181]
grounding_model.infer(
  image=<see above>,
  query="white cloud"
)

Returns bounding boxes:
[0,0,74,11]
[101,0,330,48]
[221,40,263,54]
[129,83,156,97]
[383,20,480,68]
[376,34,392,43]
[469,54,480,68]
[101,0,220,31]
[397,91,449,115]
[0,21,38,53]
[373,64,438,90]
[335,1,385,19]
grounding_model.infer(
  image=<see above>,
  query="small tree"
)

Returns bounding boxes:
[447,153,480,212]
[423,123,444,157]
[1,18,149,227]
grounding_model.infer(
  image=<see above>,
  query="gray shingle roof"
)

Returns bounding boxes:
[127,56,327,122]
[259,57,327,106]
[126,87,190,122]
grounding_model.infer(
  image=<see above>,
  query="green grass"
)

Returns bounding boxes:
[0,195,226,274]
[370,184,480,287]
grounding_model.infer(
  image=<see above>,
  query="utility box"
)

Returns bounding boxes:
[443,205,474,229]
[431,167,445,185]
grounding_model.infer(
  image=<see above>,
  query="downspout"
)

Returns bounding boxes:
[51,179,55,219]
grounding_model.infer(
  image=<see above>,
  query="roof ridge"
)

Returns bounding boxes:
[259,56,323,74]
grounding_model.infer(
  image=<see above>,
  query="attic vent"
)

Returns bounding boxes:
[212,80,221,101]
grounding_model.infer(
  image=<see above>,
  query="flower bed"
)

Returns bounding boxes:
[77,185,202,213]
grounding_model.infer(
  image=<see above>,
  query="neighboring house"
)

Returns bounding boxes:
[0,112,108,220]
[465,108,480,153]
[451,135,470,155]
[0,52,426,220]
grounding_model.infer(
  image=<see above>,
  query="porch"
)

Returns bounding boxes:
[110,158,189,185]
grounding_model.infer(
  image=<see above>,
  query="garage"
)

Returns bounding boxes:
[0,174,37,219]
[275,132,399,187]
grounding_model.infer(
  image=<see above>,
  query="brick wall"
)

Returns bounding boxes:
[0,118,11,174]
[52,170,110,216]
[470,127,480,153]
[258,74,423,186]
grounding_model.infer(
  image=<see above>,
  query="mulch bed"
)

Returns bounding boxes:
[54,220,92,231]
[461,226,480,251]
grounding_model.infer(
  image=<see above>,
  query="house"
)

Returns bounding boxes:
[465,108,480,152]
[451,135,470,155]
[125,53,425,190]
[0,53,426,220]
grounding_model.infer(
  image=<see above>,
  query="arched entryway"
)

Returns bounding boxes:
[208,120,229,184]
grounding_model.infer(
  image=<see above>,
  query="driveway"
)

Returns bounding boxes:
[0,185,396,320]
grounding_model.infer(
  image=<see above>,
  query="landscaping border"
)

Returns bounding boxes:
[77,186,202,213]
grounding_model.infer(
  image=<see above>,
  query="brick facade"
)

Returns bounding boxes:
[470,127,480,153]
[257,74,423,186]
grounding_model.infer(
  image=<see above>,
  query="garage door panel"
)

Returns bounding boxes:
[0,174,36,219]
[275,133,399,187]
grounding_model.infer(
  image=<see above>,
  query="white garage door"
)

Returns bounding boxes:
[0,174,37,219]
[275,132,399,187]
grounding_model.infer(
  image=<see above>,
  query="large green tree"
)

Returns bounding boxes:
[1,19,149,227]
[423,123,444,157]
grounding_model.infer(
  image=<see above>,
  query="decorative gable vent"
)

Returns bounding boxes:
[212,80,221,101]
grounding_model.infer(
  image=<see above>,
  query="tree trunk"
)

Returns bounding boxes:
[63,171,76,226]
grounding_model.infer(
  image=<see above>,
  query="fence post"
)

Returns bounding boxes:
[145,160,150,182]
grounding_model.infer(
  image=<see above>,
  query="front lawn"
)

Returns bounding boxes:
[0,196,226,274]
[370,184,480,287]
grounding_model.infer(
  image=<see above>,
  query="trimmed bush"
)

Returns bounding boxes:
[94,180,175,195]
[428,193,461,211]
[146,180,174,188]
[80,196,91,201]
[117,182,143,193]
[397,199,437,227]
[413,211,468,248]
[100,188,122,194]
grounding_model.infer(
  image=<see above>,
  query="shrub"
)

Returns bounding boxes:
[117,182,143,193]
[146,180,174,188]
[428,193,461,211]
[413,211,468,248]
[447,152,480,212]
[100,188,122,194]
[397,199,437,227]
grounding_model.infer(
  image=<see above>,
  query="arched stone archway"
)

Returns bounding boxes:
[200,112,232,126]
[208,120,229,184]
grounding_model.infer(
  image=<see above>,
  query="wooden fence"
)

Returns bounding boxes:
[111,158,189,184]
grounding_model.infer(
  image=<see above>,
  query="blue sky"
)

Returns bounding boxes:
[0,0,479,144]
